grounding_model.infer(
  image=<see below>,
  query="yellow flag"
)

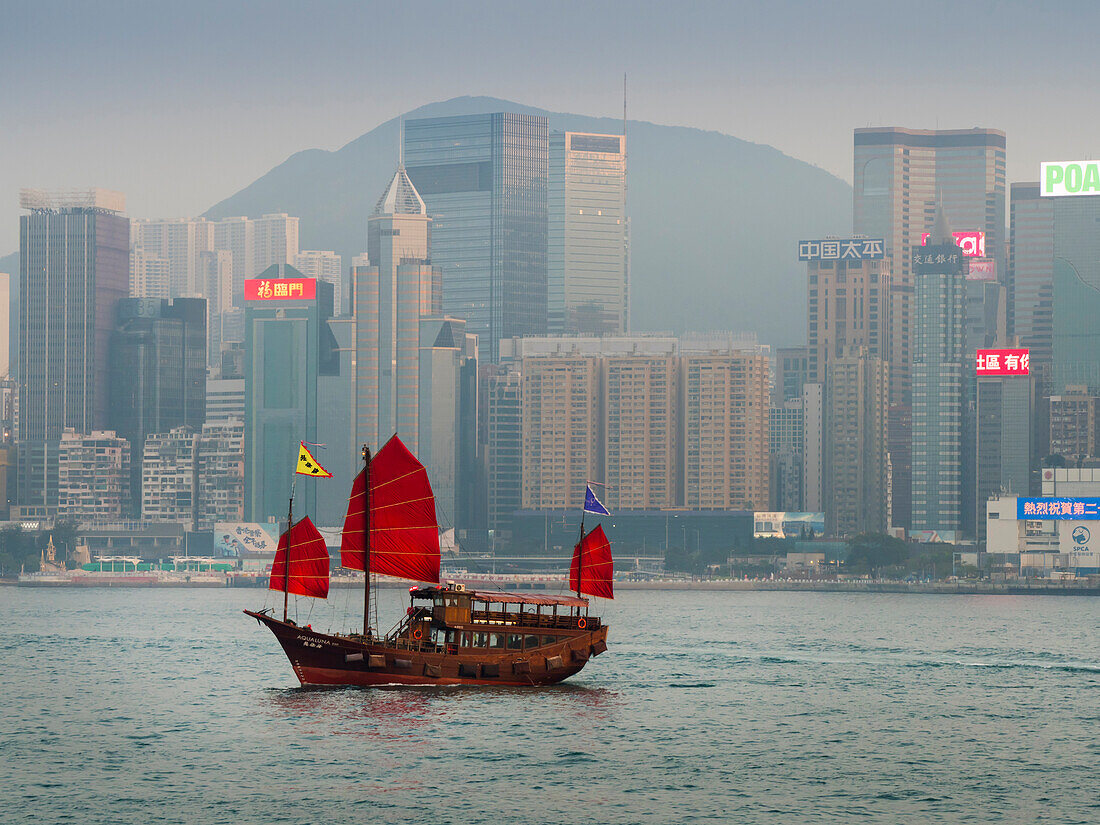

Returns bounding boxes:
[295,442,332,478]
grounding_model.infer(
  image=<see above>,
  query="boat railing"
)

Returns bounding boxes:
[470,610,600,631]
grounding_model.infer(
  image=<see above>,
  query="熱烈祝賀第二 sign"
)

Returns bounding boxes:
[1017,498,1100,520]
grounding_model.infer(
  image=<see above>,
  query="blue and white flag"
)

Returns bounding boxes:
[583,484,611,516]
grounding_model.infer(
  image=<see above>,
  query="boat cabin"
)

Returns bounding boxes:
[393,586,600,653]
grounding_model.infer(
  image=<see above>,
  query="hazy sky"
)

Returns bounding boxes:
[3,0,1099,255]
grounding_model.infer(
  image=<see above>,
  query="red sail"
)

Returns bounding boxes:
[339,435,440,584]
[268,516,330,599]
[570,524,615,599]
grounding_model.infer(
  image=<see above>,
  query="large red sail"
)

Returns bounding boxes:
[340,436,440,583]
[268,516,330,599]
[570,524,614,599]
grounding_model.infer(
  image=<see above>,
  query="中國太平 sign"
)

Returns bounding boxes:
[797,238,884,261]
[975,348,1029,376]
[1040,161,1100,197]
[244,278,317,300]
[1017,498,1100,520]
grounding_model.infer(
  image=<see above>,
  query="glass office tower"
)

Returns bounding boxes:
[109,297,207,514]
[18,190,129,514]
[854,128,1006,407]
[1052,198,1100,393]
[911,231,968,536]
[405,113,548,362]
[244,265,336,523]
[548,132,627,335]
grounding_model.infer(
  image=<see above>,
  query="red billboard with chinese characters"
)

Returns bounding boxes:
[976,348,1029,376]
[921,230,985,257]
[244,278,316,301]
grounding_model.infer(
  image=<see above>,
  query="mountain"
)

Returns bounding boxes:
[207,96,852,346]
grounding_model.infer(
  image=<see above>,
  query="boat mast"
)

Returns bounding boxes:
[362,445,372,637]
[284,486,294,623]
[575,510,585,600]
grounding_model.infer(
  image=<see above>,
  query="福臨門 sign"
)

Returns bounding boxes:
[1040,161,1100,197]
[798,239,884,261]
[1017,498,1100,520]
[975,348,1029,376]
[244,278,317,301]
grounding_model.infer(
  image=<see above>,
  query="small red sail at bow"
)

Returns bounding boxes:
[570,524,614,599]
[268,516,330,599]
[340,435,441,584]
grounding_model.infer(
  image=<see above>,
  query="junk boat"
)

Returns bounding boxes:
[245,436,613,686]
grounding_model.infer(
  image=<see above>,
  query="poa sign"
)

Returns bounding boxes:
[1041,161,1100,197]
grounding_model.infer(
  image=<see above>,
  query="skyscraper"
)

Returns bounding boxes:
[130,217,215,297]
[405,113,548,362]
[804,244,890,384]
[910,215,968,535]
[17,189,129,515]
[854,128,1006,406]
[294,250,344,315]
[976,367,1035,540]
[1009,183,1054,374]
[244,265,336,523]
[109,297,207,513]
[417,317,479,532]
[680,344,770,511]
[825,348,889,536]
[520,352,601,510]
[602,347,678,510]
[1051,197,1100,394]
[485,365,522,538]
[549,132,628,335]
[354,167,441,453]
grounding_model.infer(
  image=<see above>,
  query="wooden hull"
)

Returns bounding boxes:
[245,610,609,687]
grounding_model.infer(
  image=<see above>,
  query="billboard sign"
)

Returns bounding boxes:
[967,257,996,281]
[1040,161,1100,197]
[975,348,1029,376]
[798,238,884,261]
[244,278,316,301]
[913,245,963,270]
[1016,498,1100,520]
[921,230,985,257]
[754,511,825,539]
[214,522,279,556]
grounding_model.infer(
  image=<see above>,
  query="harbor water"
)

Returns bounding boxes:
[3,587,1098,824]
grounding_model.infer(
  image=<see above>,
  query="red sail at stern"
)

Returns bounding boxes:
[340,435,441,584]
[268,516,330,599]
[570,524,615,599]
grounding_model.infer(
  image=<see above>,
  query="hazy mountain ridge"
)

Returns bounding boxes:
[204,96,852,345]
[0,98,851,346]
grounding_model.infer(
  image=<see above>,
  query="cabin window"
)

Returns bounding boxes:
[524,635,538,649]
[461,632,472,648]
[446,630,458,644]
[473,632,488,648]
[431,628,444,645]
[507,634,523,650]
[489,633,505,648]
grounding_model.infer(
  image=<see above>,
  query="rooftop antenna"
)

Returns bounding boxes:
[398,115,404,169]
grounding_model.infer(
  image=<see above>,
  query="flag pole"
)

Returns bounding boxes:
[284,476,297,623]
